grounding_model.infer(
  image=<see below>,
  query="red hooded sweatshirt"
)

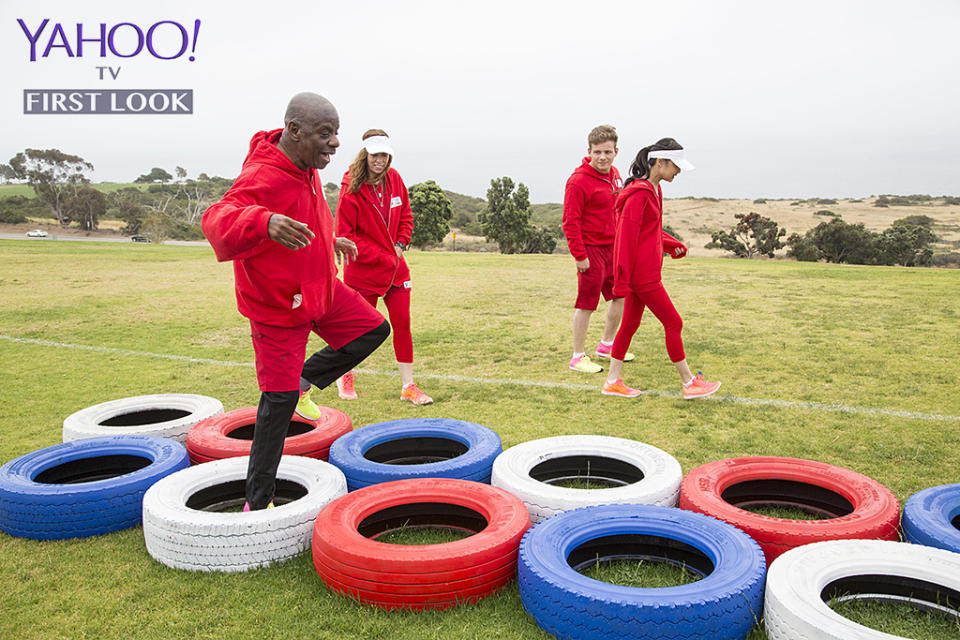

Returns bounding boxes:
[612,179,686,297]
[202,129,337,327]
[562,158,623,260]
[335,167,413,296]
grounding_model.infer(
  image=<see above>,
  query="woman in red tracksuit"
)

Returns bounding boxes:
[602,138,722,400]
[334,130,433,405]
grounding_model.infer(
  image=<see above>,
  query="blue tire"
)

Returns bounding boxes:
[0,435,189,540]
[902,483,960,553]
[327,418,501,491]
[518,504,766,640]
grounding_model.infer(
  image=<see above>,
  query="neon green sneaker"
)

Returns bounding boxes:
[295,388,322,420]
[569,354,603,373]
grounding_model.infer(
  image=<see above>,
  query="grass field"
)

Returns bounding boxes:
[1,240,959,639]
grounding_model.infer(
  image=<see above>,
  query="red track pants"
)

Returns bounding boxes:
[611,284,685,363]
[362,286,413,363]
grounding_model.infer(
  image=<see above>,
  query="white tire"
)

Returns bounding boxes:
[765,539,960,639]
[142,455,347,572]
[490,435,682,523]
[63,394,223,444]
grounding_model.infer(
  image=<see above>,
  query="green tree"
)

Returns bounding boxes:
[807,218,880,264]
[175,166,187,181]
[786,232,821,262]
[705,212,786,258]
[0,163,16,184]
[8,148,94,225]
[135,167,174,183]
[109,188,148,234]
[408,180,453,248]
[878,217,938,266]
[522,226,557,254]
[63,186,107,230]
[479,176,533,254]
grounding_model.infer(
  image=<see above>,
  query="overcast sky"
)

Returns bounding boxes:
[2,0,958,201]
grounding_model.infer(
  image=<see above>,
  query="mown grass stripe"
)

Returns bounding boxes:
[3,333,958,423]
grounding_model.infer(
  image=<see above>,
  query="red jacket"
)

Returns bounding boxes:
[562,158,623,260]
[335,167,413,296]
[612,179,686,296]
[202,128,337,326]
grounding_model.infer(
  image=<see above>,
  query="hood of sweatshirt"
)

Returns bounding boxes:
[241,129,310,181]
[573,156,621,186]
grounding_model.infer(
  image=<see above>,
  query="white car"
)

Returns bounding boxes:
[26,229,48,238]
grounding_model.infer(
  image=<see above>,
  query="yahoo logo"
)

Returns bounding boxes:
[17,19,201,62]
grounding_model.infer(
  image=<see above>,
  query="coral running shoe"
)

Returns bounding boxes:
[401,383,433,405]
[601,378,643,398]
[336,373,358,400]
[595,342,635,362]
[683,372,722,399]
[295,388,322,420]
[569,354,603,373]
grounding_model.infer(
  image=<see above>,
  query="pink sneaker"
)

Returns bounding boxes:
[601,378,642,398]
[400,383,434,405]
[336,373,358,400]
[595,342,635,362]
[683,372,722,399]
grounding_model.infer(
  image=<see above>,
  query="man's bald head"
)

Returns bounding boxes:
[284,92,336,129]
[278,92,340,171]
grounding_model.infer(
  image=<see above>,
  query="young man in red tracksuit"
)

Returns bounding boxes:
[562,125,634,373]
[202,93,390,511]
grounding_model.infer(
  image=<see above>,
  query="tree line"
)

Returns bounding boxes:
[1,147,557,253]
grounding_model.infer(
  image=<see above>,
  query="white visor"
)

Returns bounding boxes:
[649,148,695,171]
[363,135,394,156]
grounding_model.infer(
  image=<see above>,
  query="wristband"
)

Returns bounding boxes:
[395,241,407,251]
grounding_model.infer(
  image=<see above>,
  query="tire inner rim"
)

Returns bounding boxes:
[721,479,854,519]
[358,502,487,539]
[363,437,469,465]
[34,455,153,484]
[822,574,960,621]
[567,534,715,578]
[226,421,314,440]
[99,408,191,426]
[185,478,308,511]
[530,455,645,488]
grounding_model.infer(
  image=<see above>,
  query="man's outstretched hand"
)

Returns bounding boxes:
[268,214,315,249]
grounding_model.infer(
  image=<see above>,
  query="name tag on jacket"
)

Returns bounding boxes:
[390,196,402,208]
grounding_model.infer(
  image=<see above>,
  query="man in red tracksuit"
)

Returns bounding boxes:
[202,92,389,511]
[562,125,634,374]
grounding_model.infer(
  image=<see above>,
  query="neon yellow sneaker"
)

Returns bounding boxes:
[595,342,635,362]
[295,388,322,420]
[601,378,642,398]
[400,383,434,405]
[569,354,603,373]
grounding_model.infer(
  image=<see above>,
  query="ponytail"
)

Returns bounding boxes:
[623,137,684,187]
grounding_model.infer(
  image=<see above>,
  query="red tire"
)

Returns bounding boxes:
[185,406,351,465]
[312,477,531,610]
[678,456,900,563]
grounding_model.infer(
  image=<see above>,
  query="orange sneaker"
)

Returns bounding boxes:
[601,378,642,398]
[400,383,433,405]
[683,372,721,399]
[336,373,358,400]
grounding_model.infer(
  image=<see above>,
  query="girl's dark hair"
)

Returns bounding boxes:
[624,137,683,186]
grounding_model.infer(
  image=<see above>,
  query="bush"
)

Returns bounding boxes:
[931,252,960,267]
[942,196,960,206]
[786,232,820,262]
[752,198,767,204]
[790,201,804,206]
[663,224,684,242]
[814,210,839,217]
[0,195,48,223]
[816,198,838,205]
[704,212,786,258]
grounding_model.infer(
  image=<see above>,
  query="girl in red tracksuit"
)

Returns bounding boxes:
[602,138,722,400]
[334,130,433,405]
